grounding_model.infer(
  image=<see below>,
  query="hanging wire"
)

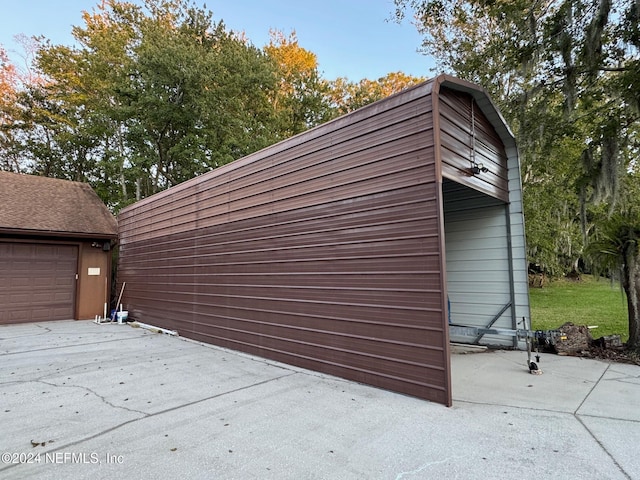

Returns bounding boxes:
[470,99,488,175]
[471,99,476,168]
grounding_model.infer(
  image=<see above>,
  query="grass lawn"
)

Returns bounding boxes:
[529,275,629,342]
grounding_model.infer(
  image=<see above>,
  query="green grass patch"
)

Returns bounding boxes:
[529,275,629,342]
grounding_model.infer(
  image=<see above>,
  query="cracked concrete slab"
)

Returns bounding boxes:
[2,373,627,480]
[579,415,640,476]
[2,326,290,416]
[0,379,144,456]
[577,363,640,422]
[451,349,609,412]
[0,321,140,355]
[0,320,638,479]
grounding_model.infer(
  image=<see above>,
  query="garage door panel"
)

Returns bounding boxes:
[8,293,31,304]
[54,291,75,302]
[7,310,30,323]
[52,306,74,318]
[9,278,31,288]
[0,243,77,324]
[32,292,56,303]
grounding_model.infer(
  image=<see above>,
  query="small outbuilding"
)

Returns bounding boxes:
[0,172,118,324]
[117,75,530,406]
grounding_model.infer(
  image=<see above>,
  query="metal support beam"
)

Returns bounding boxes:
[472,302,512,344]
[450,323,566,346]
[504,204,518,348]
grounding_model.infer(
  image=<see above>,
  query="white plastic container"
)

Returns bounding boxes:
[116,311,129,324]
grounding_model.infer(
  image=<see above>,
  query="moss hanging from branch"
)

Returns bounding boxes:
[582,0,613,74]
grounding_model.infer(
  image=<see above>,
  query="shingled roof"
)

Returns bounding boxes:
[0,172,117,238]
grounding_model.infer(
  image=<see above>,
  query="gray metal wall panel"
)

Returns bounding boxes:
[443,181,514,346]
[506,148,531,346]
[118,85,453,405]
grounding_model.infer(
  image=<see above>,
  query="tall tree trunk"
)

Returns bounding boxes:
[623,244,640,349]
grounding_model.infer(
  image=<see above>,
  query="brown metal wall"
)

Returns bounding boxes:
[118,82,452,405]
[438,87,509,202]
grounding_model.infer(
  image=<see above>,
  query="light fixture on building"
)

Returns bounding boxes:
[471,162,489,175]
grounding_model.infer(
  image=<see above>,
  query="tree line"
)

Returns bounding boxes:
[0,0,422,211]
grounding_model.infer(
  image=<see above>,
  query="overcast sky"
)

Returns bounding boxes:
[0,0,436,81]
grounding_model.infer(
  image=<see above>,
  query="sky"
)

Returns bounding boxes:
[0,0,436,81]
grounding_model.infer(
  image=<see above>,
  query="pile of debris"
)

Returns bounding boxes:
[554,322,594,355]
[544,322,640,365]
[585,344,640,365]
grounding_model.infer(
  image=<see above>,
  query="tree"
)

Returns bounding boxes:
[329,71,425,115]
[0,45,20,171]
[0,46,17,115]
[1,37,51,173]
[3,0,287,210]
[2,0,426,213]
[394,0,640,345]
[588,169,640,347]
[264,30,335,136]
[117,7,278,193]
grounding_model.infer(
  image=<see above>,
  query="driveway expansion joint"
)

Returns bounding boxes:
[574,415,633,480]
[455,393,634,480]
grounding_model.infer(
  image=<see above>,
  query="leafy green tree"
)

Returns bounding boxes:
[329,72,425,115]
[74,0,284,201]
[4,0,288,209]
[68,0,142,205]
[118,9,278,193]
[394,0,640,344]
[588,169,640,347]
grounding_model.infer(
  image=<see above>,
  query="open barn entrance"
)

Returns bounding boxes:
[443,178,520,347]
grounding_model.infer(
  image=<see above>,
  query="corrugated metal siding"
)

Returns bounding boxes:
[438,88,509,202]
[505,140,531,347]
[443,180,515,346]
[118,83,452,405]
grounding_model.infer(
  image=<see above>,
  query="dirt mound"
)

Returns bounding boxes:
[554,322,592,355]
[549,322,640,365]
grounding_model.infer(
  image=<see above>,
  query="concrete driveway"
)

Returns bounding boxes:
[1,320,638,479]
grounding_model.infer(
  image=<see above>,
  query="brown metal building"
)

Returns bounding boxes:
[117,75,530,406]
[0,172,118,323]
